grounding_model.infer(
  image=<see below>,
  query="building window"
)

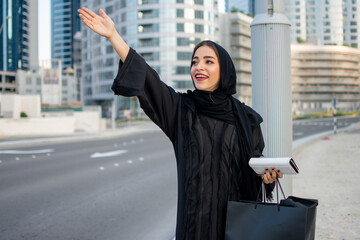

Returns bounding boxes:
[175,80,193,89]
[351,36,357,40]
[194,0,203,5]
[106,6,113,14]
[195,24,204,33]
[106,45,113,53]
[138,24,159,33]
[177,37,190,46]
[121,26,127,35]
[195,10,204,19]
[176,66,189,74]
[26,77,32,85]
[177,9,184,18]
[140,52,160,61]
[138,9,159,19]
[121,13,126,21]
[176,0,184,3]
[177,52,193,61]
[177,23,185,32]
[138,0,159,5]
[138,38,159,47]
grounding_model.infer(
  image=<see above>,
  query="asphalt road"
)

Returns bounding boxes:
[292,115,360,140]
[0,131,177,240]
[1,116,360,240]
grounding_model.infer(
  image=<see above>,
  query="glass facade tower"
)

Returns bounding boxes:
[1,0,32,71]
[51,0,81,70]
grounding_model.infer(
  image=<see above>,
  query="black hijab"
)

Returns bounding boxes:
[185,40,263,200]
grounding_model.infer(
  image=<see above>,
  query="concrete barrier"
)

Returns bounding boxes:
[74,111,106,133]
[0,117,75,136]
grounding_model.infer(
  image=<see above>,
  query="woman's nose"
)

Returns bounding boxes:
[196,60,205,70]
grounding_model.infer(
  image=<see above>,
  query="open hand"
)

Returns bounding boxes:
[78,7,116,39]
[262,168,283,184]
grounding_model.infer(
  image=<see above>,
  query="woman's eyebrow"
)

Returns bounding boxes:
[192,56,216,59]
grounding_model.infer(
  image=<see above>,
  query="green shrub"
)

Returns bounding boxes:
[20,112,28,118]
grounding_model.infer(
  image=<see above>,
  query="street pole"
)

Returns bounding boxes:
[251,0,293,195]
[112,97,116,130]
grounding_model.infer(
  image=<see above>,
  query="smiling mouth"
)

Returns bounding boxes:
[195,73,208,81]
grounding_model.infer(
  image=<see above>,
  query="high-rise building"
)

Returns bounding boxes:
[51,0,81,70]
[0,0,38,71]
[219,12,253,105]
[285,0,360,48]
[81,0,219,116]
[343,0,360,48]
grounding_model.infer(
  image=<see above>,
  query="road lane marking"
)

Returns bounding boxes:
[139,157,144,161]
[114,163,119,167]
[127,160,133,164]
[99,166,105,170]
[90,150,127,158]
[294,132,303,136]
[0,149,54,154]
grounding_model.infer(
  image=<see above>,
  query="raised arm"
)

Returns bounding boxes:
[78,7,129,62]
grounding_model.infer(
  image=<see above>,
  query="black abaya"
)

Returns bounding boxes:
[112,47,269,240]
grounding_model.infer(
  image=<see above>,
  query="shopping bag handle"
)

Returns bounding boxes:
[255,179,287,209]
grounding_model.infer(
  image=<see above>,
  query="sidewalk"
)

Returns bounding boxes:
[292,123,360,240]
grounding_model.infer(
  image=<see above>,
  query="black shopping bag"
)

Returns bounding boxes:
[225,181,318,240]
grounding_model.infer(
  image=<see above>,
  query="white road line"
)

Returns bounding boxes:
[293,132,303,136]
[0,149,54,154]
[139,157,144,161]
[0,160,2,163]
[114,163,119,167]
[127,160,133,164]
[90,150,127,158]
[99,166,105,170]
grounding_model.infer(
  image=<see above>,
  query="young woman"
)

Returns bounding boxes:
[78,7,283,240]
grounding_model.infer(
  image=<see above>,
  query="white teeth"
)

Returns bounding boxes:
[195,74,207,78]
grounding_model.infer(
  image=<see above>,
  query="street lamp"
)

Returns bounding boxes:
[0,16,12,35]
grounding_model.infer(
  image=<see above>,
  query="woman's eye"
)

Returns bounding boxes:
[191,61,198,65]
[206,60,213,64]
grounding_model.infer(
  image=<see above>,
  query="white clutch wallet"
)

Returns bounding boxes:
[249,157,299,175]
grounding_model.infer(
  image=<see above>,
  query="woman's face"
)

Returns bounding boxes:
[191,46,220,92]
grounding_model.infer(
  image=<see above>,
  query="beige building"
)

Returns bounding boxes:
[220,12,253,106]
[291,44,360,115]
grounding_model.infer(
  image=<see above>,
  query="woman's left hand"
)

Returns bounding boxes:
[262,168,283,184]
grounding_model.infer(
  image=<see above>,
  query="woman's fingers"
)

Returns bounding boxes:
[78,10,93,23]
[82,7,97,18]
[99,8,108,19]
[263,168,283,184]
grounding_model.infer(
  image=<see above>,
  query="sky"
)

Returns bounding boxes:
[38,0,51,61]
